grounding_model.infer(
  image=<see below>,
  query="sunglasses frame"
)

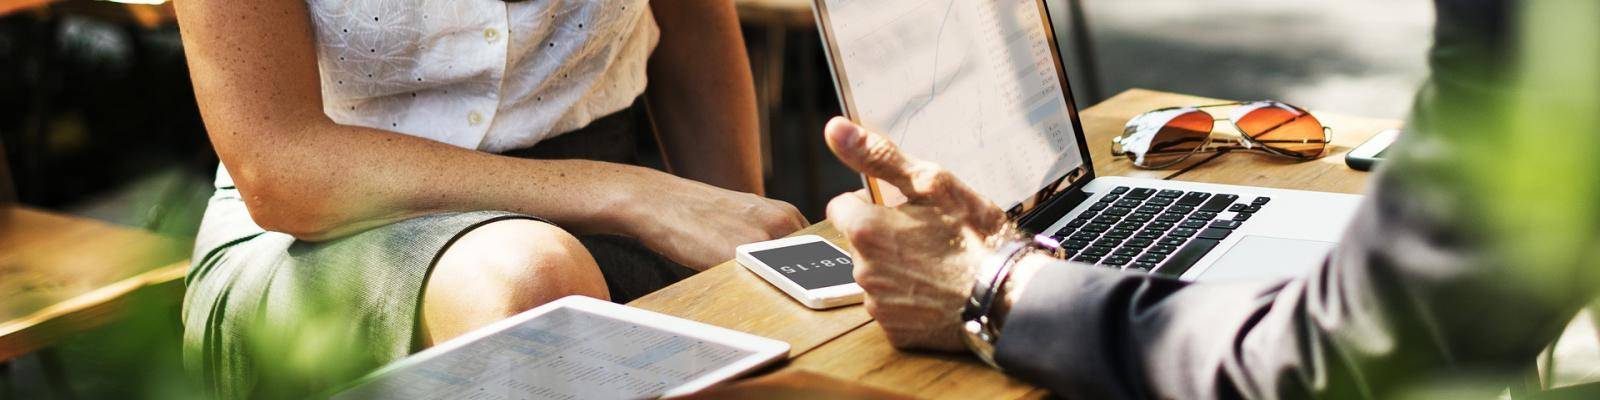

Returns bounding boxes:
[1111,101,1334,169]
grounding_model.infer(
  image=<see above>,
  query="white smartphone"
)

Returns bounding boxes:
[735,235,863,309]
[1345,128,1401,171]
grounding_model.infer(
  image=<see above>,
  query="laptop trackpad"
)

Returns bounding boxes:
[1194,236,1335,283]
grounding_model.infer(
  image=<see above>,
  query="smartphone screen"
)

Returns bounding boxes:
[746,241,855,290]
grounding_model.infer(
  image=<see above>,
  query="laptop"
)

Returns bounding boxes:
[811,0,1362,281]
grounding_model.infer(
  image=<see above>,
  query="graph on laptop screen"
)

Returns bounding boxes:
[820,0,1083,209]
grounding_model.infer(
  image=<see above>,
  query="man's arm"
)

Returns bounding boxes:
[645,1,765,194]
[991,1,1600,397]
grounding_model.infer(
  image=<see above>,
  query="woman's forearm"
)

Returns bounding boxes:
[645,0,764,194]
[224,120,655,241]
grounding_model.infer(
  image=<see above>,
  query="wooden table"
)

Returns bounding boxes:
[627,89,1401,398]
[0,206,189,361]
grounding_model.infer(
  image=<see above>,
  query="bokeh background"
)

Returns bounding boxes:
[1,0,1443,397]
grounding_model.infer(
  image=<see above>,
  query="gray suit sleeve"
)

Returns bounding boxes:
[993,0,1600,398]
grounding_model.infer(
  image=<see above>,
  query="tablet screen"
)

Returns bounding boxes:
[335,307,758,399]
[748,241,855,290]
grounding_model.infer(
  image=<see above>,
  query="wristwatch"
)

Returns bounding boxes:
[953,235,1030,369]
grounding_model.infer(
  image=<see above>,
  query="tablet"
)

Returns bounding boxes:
[331,296,790,399]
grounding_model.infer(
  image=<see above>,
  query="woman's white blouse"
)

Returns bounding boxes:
[306,0,658,153]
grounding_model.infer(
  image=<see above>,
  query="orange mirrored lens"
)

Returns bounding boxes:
[1137,110,1214,168]
[1235,102,1326,158]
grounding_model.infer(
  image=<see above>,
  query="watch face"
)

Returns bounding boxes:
[748,241,854,290]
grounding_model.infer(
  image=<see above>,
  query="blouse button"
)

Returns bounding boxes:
[483,28,500,43]
[467,111,484,126]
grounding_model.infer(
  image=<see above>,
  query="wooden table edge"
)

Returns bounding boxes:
[0,260,188,361]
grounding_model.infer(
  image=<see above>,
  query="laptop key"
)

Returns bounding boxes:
[1175,192,1211,206]
[1122,238,1154,248]
[1209,220,1242,230]
[1137,253,1168,263]
[1128,188,1157,200]
[1104,229,1135,239]
[1134,229,1164,239]
[1147,244,1177,254]
[1071,232,1098,241]
[1094,214,1122,224]
[1113,247,1142,257]
[1064,239,1091,250]
[1089,202,1110,211]
[1073,255,1102,264]
[1115,222,1145,231]
[1146,197,1175,207]
[1156,189,1184,198]
[1170,228,1198,238]
[1129,262,1159,272]
[1103,256,1132,266]
[1243,205,1263,213]
[1252,196,1271,205]
[1156,238,1221,276]
[1110,186,1130,195]
[1158,236,1188,246]
[1126,213,1155,223]
[1228,203,1248,212]
[1233,213,1253,221]
[1146,221,1175,230]
[1198,194,1239,212]
[1197,228,1232,240]
[1083,246,1114,257]
[1115,199,1143,208]
[1156,213,1186,223]
[1081,223,1111,233]
[1179,219,1208,229]
[1093,238,1123,249]
[1098,194,1121,203]
[1137,205,1165,214]
[1189,211,1218,221]
[1105,207,1133,216]
[1168,205,1196,214]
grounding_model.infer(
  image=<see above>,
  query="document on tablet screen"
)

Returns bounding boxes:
[819,0,1085,209]
[335,307,757,399]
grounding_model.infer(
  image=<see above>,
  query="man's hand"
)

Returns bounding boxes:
[622,170,808,270]
[822,117,1009,351]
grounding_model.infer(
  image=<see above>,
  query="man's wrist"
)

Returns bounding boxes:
[989,254,1049,334]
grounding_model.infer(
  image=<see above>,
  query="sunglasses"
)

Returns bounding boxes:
[1111,101,1332,169]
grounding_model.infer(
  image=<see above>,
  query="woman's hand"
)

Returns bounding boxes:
[822,117,1010,351]
[621,171,808,270]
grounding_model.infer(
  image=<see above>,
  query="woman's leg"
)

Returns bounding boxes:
[420,219,608,345]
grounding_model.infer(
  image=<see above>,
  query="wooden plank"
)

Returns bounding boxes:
[787,324,1042,400]
[627,221,873,357]
[0,206,189,360]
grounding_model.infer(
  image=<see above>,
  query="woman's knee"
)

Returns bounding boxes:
[423,218,608,343]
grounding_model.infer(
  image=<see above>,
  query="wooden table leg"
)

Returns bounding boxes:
[759,22,788,179]
[0,359,12,399]
[38,349,74,400]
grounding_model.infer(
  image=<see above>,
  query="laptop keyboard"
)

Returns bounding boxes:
[1050,186,1270,276]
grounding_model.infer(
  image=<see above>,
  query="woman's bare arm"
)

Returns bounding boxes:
[175,0,803,268]
[646,0,765,195]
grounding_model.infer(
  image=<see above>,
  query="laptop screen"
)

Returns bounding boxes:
[815,0,1088,211]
